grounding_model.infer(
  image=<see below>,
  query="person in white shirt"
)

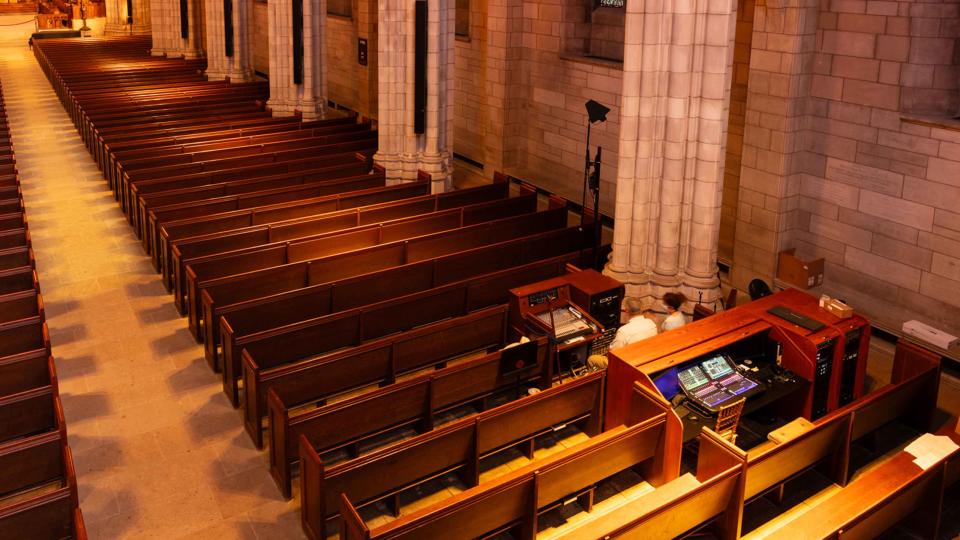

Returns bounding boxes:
[610,298,658,350]
[661,292,687,332]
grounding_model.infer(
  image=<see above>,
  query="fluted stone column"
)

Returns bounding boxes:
[607,0,738,311]
[205,0,254,81]
[374,0,454,193]
[267,0,326,118]
[105,0,151,35]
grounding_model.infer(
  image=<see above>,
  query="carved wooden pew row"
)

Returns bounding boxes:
[268,329,549,494]
[239,253,584,439]
[339,415,671,540]
[0,385,64,447]
[191,205,572,343]
[109,118,365,187]
[183,192,538,339]
[0,246,34,272]
[0,224,29,250]
[299,372,606,537]
[131,155,376,239]
[0,211,27,232]
[0,289,44,325]
[159,179,434,287]
[222,251,567,406]
[179,186,525,337]
[0,441,86,540]
[117,129,377,213]
[118,133,378,219]
[0,353,55,400]
[163,180,508,291]
[206,223,590,371]
[0,316,50,362]
[99,115,354,173]
[149,174,392,288]
[0,267,38,297]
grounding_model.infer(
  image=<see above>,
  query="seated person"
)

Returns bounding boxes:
[586,354,608,371]
[662,292,687,332]
[610,299,658,349]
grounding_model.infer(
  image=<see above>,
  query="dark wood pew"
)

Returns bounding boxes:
[0,353,54,399]
[159,179,433,285]
[148,170,389,276]
[0,290,44,325]
[299,372,605,536]
[132,157,374,237]
[162,180,508,290]
[268,333,548,493]
[0,443,86,540]
[339,416,669,540]
[0,246,34,272]
[0,430,68,500]
[0,212,27,232]
[0,317,50,361]
[184,193,538,339]
[0,197,22,216]
[190,205,571,342]
[120,134,377,220]
[240,253,583,440]
[0,226,28,251]
[204,224,591,367]
[0,387,64,446]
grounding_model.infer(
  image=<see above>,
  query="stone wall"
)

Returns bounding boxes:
[733,0,960,334]
[452,0,487,165]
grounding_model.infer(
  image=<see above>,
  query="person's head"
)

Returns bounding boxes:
[587,354,609,371]
[663,292,686,313]
[624,298,645,320]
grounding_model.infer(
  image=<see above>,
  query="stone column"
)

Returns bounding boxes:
[729,0,817,292]
[149,0,175,55]
[105,0,152,35]
[267,0,326,118]
[375,0,454,193]
[607,0,738,311]
[205,0,254,81]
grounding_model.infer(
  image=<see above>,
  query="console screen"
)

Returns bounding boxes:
[678,366,710,390]
[701,355,734,380]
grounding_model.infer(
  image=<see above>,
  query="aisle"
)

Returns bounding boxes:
[0,40,303,539]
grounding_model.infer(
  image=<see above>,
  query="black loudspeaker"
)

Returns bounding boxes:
[223,0,234,57]
[126,0,133,24]
[179,0,188,38]
[292,0,304,84]
[414,0,427,134]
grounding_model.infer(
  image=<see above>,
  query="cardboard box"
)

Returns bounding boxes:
[825,299,853,319]
[777,249,824,289]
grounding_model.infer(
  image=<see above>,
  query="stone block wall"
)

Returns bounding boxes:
[743,0,960,334]
[252,0,268,74]
[453,0,487,164]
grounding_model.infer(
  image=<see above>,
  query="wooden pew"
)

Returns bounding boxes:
[0,316,50,361]
[0,267,39,296]
[182,192,538,337]
[0,443,86,540]
[203,224,591,366]
[0,353,55,399]
[268,335,548,494]
[160,179,433,285]
[0,246,34,272]
[0,387,64,446]
[340,418,668,540]
[162,179,509,291]
[0,289,44,325]
[190,206,571,343]
[145,169,388,269]
[242,254,582,444]
[299,372,606,537]
[337,374,677,540]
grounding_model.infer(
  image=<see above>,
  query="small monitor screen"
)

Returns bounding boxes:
[701,355,734,380]
[678,365,710,390]
[654,367,681,400]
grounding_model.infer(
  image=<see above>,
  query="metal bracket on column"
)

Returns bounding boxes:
[224,0,234,57]
[179,0,189,38]
[414,0,427,134]
[126,0,133,24]
[292,0,304,84]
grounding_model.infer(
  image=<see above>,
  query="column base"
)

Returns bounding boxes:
[299,99,326,121]
[267,99,299,117]
[604,266,722,315]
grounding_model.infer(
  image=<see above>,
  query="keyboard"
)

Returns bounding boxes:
[768,305,825,332]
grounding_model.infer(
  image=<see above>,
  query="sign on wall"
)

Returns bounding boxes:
[597,0,625,7]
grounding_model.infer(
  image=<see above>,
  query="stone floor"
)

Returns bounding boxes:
[0,35,302,540]
[2,28,960,540]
